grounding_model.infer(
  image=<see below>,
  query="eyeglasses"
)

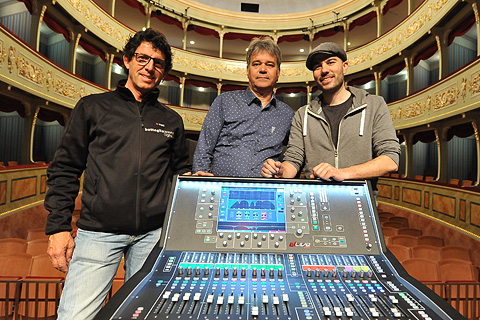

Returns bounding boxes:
[133,53,166,70]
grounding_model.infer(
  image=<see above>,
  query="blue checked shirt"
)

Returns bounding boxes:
[193,88,294,177]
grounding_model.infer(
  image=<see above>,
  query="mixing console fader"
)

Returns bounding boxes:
[97,176,464,320]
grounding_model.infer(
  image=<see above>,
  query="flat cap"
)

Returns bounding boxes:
[306,42,347,71]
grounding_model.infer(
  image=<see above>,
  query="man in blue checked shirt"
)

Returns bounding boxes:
[193,37,294,177]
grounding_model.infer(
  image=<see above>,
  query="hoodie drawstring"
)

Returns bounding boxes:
[359,108,365,136]
[303,107,309,137]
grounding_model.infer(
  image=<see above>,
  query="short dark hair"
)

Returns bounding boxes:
[123,28,173,73]
[246,36,282,70]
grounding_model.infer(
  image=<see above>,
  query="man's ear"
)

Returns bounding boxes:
[123,55,130,70]
[343,61,349,75]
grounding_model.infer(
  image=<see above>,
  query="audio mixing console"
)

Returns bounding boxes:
[97,176,464,320]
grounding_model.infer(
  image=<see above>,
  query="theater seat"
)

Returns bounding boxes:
[0,238,27,254]
[440,246,472,262]
[417,236,445,247]
[388,216,409,227]
[0,253,32,278]
[402,258,440,282]
[397,227,422,237]
[411,245,441,262]
[387,244,411,262]
[26,239,49,256]
[26,228,49,242]
[390,235,418,247]
[381,227,398,237]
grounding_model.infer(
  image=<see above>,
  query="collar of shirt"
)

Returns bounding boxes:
[245,87,277,110]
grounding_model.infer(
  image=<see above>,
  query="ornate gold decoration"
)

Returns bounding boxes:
[16,55,45,85]
[46,70,53,91]
[0,40,6,66]
[468,72,480,96]
[8,45,16,73]
[432,86,460,110]
[52,76,79,99]
[179,112,206,127]
[349,0,448,67]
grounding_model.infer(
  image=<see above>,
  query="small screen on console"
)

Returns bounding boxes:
[217,187,286,233]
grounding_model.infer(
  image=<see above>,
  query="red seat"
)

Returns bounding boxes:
[388,216,409,227]
[381,221,405,229]
[26,239,49,256]
[381,226,398,237]
[417,236,445,247]
[440,246,472,262]
[26,228,49,242]
[0,238,27,254]
[397,227,422,237]
[0,253,32,277]
[387,244,411,262]
[411,245,441,262]
[403,258,440,282]
[390,235,418,247]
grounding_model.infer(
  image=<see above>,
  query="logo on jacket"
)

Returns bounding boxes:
[144,126,174,138]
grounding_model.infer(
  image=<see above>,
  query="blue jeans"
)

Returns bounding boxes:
[56,227,161,320]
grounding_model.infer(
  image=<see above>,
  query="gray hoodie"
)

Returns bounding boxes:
[283,86,400,189]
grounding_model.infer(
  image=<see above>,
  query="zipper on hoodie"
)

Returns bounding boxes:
[135,100,145,233]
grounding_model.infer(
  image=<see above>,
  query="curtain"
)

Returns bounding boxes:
[185,79,216,89]
[79,39,106,61]
[313,27,343,40]
[413,130,436,144]
[276,87,307,94]
[447,122,474,141]
[37,108,65,126]
[348,74,374,86]
[349,11,376,31]
[43,13,70,42]
[122,0,145,15]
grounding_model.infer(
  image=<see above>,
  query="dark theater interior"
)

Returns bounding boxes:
[1,0,480,319]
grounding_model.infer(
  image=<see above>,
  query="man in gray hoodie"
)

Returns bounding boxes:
[262,42,400,192]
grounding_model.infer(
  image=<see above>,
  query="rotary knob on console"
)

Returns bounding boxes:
[296,228,303,236]
[252,268,257,278]
[241,267,246,278]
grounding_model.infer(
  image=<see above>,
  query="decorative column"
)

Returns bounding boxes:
[218,30,225,58]
[182,21,189,50]
[407,0,415,15]
[472,120,480,186]
[20,102,36,164]
[108,0,116,16]
[105,52,114,89]
[343,21,350,51]
[434,32,450,79]
[29,1,48,50]
[306,84,312,104]
[374,2,383,37]
[405,56,414,96]
[405,133,414,179]
[473,2,480,55]
[374,70,382,96]
[217,82,222,96]
[436,126,448,182]
[145,3,152,29]
[179,76,186,106]
[68,30,82,74]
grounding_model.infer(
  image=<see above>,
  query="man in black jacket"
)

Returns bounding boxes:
[44,28,190,320]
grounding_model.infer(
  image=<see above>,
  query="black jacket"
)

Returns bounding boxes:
[45,86,190,235]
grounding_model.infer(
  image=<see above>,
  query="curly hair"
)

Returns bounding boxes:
[123,28,173,73]
[246,36,282,70]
